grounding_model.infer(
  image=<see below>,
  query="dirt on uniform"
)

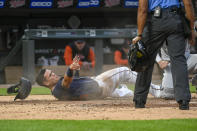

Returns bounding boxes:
[0,94,197,120]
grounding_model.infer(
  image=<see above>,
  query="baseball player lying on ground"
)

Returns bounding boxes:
[36,55,161,100]
[149,40,197,99]
[36,47,197,101]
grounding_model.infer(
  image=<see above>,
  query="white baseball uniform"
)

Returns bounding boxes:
[151,41,197,99]
[92,66,160,98]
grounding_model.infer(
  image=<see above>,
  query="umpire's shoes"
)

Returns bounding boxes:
[178,100,189,110]
[135,101,145,108]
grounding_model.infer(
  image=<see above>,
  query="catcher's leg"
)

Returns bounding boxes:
[187,54,197,93]
[187,54,197,74]
[149,86,175,99]
[149,64,175,99]
[161,64,174,89]
[149,84,163,98]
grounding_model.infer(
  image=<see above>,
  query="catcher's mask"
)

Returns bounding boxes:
[7,77,32,101]
[128,40,149,72]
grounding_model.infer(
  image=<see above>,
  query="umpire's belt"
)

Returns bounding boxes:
[150,6,181,15]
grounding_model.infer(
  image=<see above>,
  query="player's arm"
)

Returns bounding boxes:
[156,57,169,70]
[156,51,169,70]
[155,53,162,64]
[64,46,73,65]
[114,51,128,65]
[62,56,80,89]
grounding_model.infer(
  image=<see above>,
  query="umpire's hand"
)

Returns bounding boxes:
[132,36,142,44]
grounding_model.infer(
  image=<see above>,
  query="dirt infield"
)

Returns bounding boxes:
[0,94,197,120]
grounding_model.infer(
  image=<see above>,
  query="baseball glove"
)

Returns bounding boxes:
[128,40,149,72]
[7,77,32,101]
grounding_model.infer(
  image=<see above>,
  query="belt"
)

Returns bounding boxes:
[150,6,181,14]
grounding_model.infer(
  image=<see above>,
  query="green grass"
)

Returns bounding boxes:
[128,84,135,91]
[0,84,196,96]
[0,119,197,131]
[190,84,196,93]
[0,87,51,96]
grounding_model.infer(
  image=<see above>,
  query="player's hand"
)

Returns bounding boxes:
[73,55,80,62]
[132,36,142,44]
[70,55,80,70]
[70,63,80,70]
[158,60,169,69]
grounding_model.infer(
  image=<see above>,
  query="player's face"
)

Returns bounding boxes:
[43,69,59,86]
[75,41,86,50]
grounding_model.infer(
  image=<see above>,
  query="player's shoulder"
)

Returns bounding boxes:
[55,77,64,88]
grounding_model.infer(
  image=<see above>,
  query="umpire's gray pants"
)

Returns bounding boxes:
[133,9,191,104]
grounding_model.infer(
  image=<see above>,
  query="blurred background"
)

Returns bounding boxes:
[0,0,196,84]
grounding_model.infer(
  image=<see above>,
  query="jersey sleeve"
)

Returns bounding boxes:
[64,46,73,65]
[155,53,162,63]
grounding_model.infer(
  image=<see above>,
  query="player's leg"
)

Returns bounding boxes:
[149,84,162,98]
[93,67,136,97]
[187,54,197,74]
[161,64,175,99]
[94,67,136,83]
[94,66,163,97]
[187,54,197,92]
[149,86,175,99]
[149,64,175,99]
[161,64,174,89]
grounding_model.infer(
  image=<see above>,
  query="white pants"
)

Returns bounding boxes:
[151,54,197,99]
[93,67,160,98]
